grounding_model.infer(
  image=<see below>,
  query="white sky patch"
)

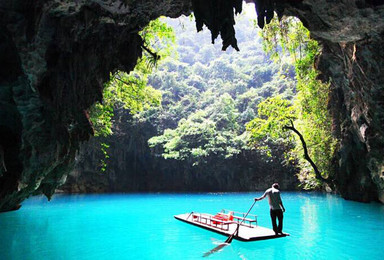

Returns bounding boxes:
[241,2,257,19]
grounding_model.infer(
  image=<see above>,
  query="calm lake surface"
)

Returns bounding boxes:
[1,192,384,260]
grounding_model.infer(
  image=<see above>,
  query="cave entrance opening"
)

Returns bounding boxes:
[79,2,334,194]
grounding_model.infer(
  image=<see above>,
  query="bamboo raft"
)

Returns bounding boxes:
[174,209,289,242]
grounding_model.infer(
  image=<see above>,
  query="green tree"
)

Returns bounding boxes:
[246,95,296,142]
[249,15,337,189]
[89,18,175,171]
[143,15,297,169]
[148,93,246,165]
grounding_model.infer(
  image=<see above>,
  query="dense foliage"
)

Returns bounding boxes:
[145,13,296,167]
[87,9,335,191]
[89,19,174,171]
[247,16,337,188]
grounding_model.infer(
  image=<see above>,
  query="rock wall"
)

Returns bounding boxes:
[317,38,384,202]
[279,0,384,202]
[0,0,190,212]
[1,0,384,211]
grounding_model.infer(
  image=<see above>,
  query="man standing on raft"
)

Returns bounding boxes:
[254,183,286,235]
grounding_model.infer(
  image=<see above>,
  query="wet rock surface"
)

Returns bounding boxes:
[1,0,384,211]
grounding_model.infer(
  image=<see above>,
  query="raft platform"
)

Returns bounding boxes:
[174,210,289,242]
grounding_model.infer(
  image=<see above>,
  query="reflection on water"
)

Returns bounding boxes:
[0,192,384,260]
[300,197,320,252]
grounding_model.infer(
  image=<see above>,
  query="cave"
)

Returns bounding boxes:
[1,0,384,212]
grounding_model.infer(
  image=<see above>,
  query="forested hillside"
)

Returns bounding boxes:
[147,15,296,164]
[62,12,302,193]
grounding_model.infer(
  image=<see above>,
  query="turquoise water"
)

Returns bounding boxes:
[1,192,384,260]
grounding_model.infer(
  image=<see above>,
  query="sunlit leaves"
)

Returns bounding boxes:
[148,94,247,165]
[246,95,296,142]
[258,16,309,63]
[143,16,296,167]
[90,18,174,138]
[89,18,175,172]
[140,18,177,68]
[255,14,338,188]
[90,70,162,138]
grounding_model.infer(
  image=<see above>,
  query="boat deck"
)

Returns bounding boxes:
[174,212,289,242]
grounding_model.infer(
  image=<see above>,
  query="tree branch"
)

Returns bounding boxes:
[141,44,161,62]
[114,76,135,86]
[283,120,330,184]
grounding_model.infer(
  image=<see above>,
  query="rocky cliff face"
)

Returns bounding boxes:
[317,38,384,202]
[1,0,384,211]
[0,0,190,211]
[280,0,384,202]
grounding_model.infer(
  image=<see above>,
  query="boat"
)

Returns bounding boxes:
[174,209,289,241]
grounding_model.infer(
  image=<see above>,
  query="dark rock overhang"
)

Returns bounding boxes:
[1,0,384,211]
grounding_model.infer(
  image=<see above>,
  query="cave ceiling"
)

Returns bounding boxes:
[1,0,384,211]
